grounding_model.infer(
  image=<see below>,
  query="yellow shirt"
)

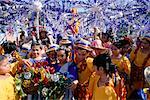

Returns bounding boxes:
[130,48,150,67]
[78,57,94,84]
[0,75,17,100]
[88,73,117,100]
[111,56,131,76]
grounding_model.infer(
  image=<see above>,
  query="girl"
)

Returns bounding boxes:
[0,55,18,100]
[25,43,46,100]
[111,42,131,99]
[56,47,78,99]
[88,54,117,100]
[46,44,59,66]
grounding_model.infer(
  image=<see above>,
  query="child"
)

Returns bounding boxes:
[74,40,94,99]
[56,47,78,99]
[24,43,46,100]
[88,54,117,100]
[0,55,17,100]
[46,44,59,66]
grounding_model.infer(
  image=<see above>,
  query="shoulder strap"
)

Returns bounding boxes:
[142,52,150,67]
[132,47,140,63]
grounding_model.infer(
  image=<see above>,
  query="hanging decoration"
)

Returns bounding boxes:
[0,0,149,39]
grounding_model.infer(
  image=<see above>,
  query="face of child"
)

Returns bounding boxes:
[47,51,56,61]
[0,57,10,74]
[111,45,120,56]
[77,49,88,62]
[94,65,104,75]
[40,32,46,39]
[0,57,8,66]
[32,45,42,58]
[57,50,67,64]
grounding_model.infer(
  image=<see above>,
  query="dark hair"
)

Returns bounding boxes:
[31,42,42,49]
[20,32,25,40]
[102,32,113,42]
[1,41,16,54]
[57,47,69,58]
[112,42,122,49]
[93,54,116,75]
[119,37,133,47]
[142,38,150,44]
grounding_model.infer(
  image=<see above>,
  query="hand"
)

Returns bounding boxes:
[69,80,78,90]
[22,59,32,69]
[69,83,77,90]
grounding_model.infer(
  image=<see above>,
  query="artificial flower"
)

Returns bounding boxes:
[24,72,32,80]
[51,73,60,82]
[42,87,48,97]
[22,80,31,88]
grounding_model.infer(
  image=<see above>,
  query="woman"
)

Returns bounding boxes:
[110,42,131,99]
[39,30,51,45]
[130,35,150,90]
[88,54,117,100]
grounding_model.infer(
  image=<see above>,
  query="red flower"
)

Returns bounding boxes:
[49,67,55,74]
[43,77,49,85]
[32,63,36,68]
[35,62,41,68]
[33,77,39,83]
[41,61,48,66]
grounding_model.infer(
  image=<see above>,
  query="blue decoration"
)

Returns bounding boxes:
[0,0,149,39]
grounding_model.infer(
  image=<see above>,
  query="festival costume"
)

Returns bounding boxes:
[111,56,131,99]
[88,72,117,100]
[130,48,150,89]
[0,74,18,100]
[111,56,131,76]
[74,57,94,99]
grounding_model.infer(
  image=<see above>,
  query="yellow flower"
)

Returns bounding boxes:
[34,68,39,74]
[40,68,46,81]
[22,80,31,88]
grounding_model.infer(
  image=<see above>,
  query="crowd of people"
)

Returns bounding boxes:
[0,27,150,100]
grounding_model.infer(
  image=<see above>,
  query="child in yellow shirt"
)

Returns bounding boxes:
[0,55,18,100]
[88,54,117,100]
